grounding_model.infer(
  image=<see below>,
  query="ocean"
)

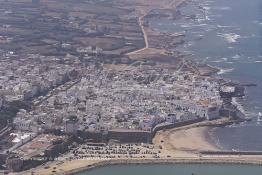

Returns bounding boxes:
[77,164,262,175]
[149,0,262,151]
[75,0,262,174]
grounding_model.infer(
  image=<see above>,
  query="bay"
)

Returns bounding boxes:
[77,164,262,175]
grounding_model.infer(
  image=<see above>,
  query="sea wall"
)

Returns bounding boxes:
[152,118,205,138]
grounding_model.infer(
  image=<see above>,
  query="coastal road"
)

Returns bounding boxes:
[126,7,149,56]
[126,0,186,56]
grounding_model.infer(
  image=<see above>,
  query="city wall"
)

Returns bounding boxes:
[78,130,152,143]
[151,118,205,138]
[78,118,205,144]
[107,130,152,143]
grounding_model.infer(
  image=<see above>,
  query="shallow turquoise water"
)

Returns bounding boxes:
[77,164,262,175]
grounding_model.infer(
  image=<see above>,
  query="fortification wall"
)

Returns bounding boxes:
[77,130,105,142]
[152,118,205,138]
[79,118,205,144]
[107,130,152,143]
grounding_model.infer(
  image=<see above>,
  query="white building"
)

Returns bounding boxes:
[205,106,220,120]
[13,118,34,131]
[195,105,220,120]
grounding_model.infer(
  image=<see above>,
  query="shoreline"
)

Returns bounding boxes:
[48,0,258,173]
[8,0,253,174]
[17,121,259,175]
[64,158,262,175]
[2,0,260,174]
[206,127,225,150]
[203,127,222,150]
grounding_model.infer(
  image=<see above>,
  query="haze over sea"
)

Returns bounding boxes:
[149,0,262,151]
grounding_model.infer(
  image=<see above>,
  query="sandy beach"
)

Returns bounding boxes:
[153,126,219,155]
[5,0,260,174]
[14,122,262,175]
[15,126,216,175]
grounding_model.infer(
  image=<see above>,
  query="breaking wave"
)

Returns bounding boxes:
[218,33,241,43]
[217,68,234,75]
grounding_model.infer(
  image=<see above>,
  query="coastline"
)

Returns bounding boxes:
[20,122,262,175]
[153,126,220,154]
[206,127,225,150]
[44,0,259,174]
[2,0,261,174]
[8,0,255,174]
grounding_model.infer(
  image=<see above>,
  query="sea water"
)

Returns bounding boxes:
[149,0,262,151]
[77,1,262,174]
[77,164,262,175]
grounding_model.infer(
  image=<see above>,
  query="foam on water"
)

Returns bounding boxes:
[218,33,241,43]
[232,54,241,59]
[217,68,234,75]
[211,60,223,63]
[217,24,235,28]
[212,6,232,10]
[148,0,262,151]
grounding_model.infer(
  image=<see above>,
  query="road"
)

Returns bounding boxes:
[126,0,186,56]
[126,8,148,56]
